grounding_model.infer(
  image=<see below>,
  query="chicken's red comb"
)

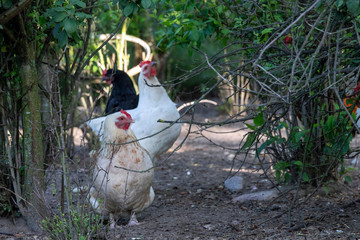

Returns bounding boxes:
[120,109,132,119]
[102,69,107,77]
[139,61,152,67]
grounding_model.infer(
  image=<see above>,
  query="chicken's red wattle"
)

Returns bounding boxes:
[150,67,157,77]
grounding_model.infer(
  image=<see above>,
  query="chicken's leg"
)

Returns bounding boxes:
[109,213,116,229]
[128,211,140,226]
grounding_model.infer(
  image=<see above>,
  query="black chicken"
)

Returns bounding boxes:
[102,69,139,114]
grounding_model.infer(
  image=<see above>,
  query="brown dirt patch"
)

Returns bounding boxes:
[1,105,360,239]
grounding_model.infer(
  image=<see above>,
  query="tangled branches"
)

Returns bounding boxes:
[175,1,360,188]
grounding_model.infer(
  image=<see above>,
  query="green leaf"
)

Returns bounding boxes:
[257,141,268,155]
[1,0,12,9]
[325,115,335,131]
[64,17,78,35]
[189,29,200,41]
[58,31,68,48]
[336,0,344,8]
[275,170,281,182]
[316,0,325,11]
[66,6,76,15]
[323,186,329,195]
[254,112,264,126]
[52,7,66,12]
[141,0,152,8]
[284,172,291,184]
[166,39,175,49]
[72,0,86,8]
[242,132,256,150]
[302,172,310,183]
[221,29,230,35]
[245,123,256,130]
[292,161,303,167]
[261,28,273,35]
[174,26,183,35]
[257,137,276,155]
[54,11,68,22]
[279,121,289,129]
[132,4,139,14]
[75,12,92,20]
[277,137,286,144]
[156,38,164,48]
[52,23,61,37]
[347,0,360,16]
[294,131,304,143]
[123,4,135,16]
[344,175,352,184]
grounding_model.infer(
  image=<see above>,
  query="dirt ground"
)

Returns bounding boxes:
[1,104,360,239]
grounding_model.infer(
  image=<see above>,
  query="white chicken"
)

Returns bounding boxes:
[87,61,181,160]
[89,109,154,227]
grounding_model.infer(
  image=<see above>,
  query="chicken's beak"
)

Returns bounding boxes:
[123,117,135,124]
[151,61,157,66]
[101,76,112,85]
[123,118,134,131]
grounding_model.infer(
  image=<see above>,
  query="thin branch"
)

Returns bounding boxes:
[254,0,322,67]
[73,3,95,80]
[0,0,33,24]
[77,16,127,76]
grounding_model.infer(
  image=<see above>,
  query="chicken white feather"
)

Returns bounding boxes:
[86,61,181,160]
[88,110,154,227]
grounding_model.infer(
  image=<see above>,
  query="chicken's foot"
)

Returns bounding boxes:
[109,213,116,229]
[128,211,140,226]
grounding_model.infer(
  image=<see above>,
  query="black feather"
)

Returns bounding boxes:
[104,69,139,114]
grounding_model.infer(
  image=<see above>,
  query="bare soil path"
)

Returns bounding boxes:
[1,105,359,239]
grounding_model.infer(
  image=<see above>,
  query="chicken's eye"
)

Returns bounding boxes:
[120,117,124,120]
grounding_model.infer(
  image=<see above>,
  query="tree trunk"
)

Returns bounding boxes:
[21,42,48,231]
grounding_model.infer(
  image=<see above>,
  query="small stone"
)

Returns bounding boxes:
[224,176,244,192]
[232,189,279,203]
[226,153,235,161]
[203,224,213,230]
[269,204,281,211]
[231,220,239,226]
[351,157,359,167]
[205,193,216,200]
